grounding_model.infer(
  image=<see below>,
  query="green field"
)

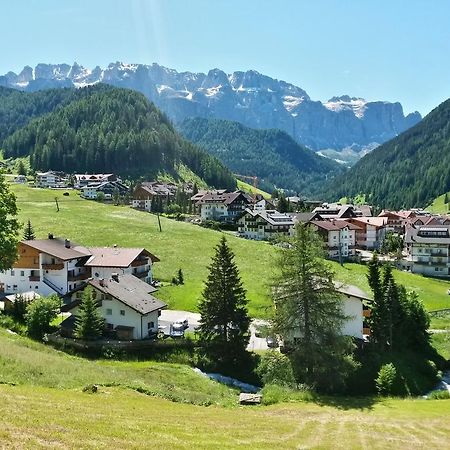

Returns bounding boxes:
[427,191,450,214]
[236,179,271,198]
[1,328,450,448]
[10,184,450,319]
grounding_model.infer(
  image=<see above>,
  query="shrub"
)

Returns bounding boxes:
[256,351,296,387]
[261,384,314,405]
[429,390,450,400]
[26,295,60,340]
[376,363,397,396]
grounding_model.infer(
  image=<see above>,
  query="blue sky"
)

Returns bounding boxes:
[2,0,449,115]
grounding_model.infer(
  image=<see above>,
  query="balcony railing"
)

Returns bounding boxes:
[42,263,64,270]
[29,275,40,282]
[68,272,89,281]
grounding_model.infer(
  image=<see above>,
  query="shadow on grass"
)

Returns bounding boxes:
[313,395,379,411]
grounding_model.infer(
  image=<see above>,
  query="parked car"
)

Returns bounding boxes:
[266,336,278,348]
[173,319,189,330]
[170,322,185,338]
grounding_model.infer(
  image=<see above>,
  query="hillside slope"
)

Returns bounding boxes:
[179,117,343,195]
[324,98,450,209]
[2,85,236,189]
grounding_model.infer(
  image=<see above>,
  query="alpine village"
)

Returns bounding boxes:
[2,4,450,448]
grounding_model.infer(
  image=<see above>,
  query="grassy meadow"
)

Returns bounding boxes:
[427,191,450,214]
[10,184,450,320]
[1,328,450,448]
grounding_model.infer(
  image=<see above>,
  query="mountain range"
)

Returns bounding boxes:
[0,62,422,158]
[324,98,450,209]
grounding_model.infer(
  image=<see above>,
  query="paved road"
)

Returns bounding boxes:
[159,310,269,351]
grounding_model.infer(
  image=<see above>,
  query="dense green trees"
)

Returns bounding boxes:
[26,295,60,340]
[197,237,250,371]
[0,171,20,271]
[2,85,236,190]
[324,98,450,209]
[179,117,342,196]
[272,224,357,392]
[74,287,104,340]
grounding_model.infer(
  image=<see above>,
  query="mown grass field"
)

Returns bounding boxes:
[427,191,450,214]
[10,184,450,319]
[1,329,450,448]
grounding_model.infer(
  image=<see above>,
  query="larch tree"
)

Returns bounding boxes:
[0,171,20,271]
[272,223,357,392]
[197,236,250,370]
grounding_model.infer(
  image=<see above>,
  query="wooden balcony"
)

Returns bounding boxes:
[29,275,40,282]
[42,263,64,270]
[131,259,149,267]
[134,270,148,279]
[363,327,371,335]
[363,309,371,318]
[68,272,89,281]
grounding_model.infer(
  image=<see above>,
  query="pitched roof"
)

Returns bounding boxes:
[196,190,252,206]
[335,283,372,301]
[310,220,361,231]
[84,247,159,267]
[23,238,90,261]
[346,217,388,229]
[404,224,450,244]
[64,274,166,315]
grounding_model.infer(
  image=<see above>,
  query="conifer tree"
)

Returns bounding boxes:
[16,160,26,176]
[272,224,356,391]
[74,286,104,340]
[197,236,250,369]
[23,219,36,240]
[177,268,184,285]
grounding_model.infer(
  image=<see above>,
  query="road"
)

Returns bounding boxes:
[159,310,269,351]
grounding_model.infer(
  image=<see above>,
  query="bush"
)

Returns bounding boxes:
[261,384,314,405]
[429,390,450,400]
[256,351,296,387]
[26,295,60,340]
[376,363,397,396]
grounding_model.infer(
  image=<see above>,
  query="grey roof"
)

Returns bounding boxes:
[334,282,372,301]
[405,224,450,244]
[23,238,90,261]
[240,208,295,226]
[84,247,159,267]
[293,212,320,223]
[65,274,165,315]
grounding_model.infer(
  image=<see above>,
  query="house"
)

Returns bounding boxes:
[132,182,177,212]
[280,283,371,342]
[80,180,129,200]
[292,212,322,224]
[253,198,276,211]
[35,171,66,188]
[74,173,119,188]
[237,209,295,240]
[61,273,166,340]
[0,291,40,312]
[344,217,388,250]
[313,203,372,220]
[309,220,360,259]
[14,175,27,184]
[0,236,159,297]
[403,225,450,277]
[196,190,252,222]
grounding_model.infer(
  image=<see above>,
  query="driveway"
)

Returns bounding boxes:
[159,309,269,351]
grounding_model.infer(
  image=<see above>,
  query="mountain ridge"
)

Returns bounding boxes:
[0,62,421,155]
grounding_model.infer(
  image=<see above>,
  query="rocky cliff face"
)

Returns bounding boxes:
[0,62,421,153]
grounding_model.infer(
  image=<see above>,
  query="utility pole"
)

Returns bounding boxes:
[157,213,162,232]
[55,197,60,212]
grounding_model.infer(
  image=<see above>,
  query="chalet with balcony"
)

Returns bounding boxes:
[237,209,295,240]
[344,217,388,250]
[196,190,252,222]
[61,273,166,340]
[0,236,159,297]
[35,171,67,188]
[404,225,450,277]
[309,220,360,259]
[74,173,119,188]
[131,181,178,212]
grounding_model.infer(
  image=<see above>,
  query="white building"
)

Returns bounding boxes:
[0,237,159,297]
[62,273,166,340]
[404,225,450,277]
[35,171,66,188]
[237,209,295,240]
[345,217,388,250]
[196,191,252,222]
[309,220,360,259]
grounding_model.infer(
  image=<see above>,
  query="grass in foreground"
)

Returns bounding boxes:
[1,384,450,448]
[0,329,236,406]
[11,185,450,318]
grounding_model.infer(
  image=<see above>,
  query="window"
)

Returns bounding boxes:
[120,310,125,316]
[148,321,154,329]
[20,271,25,276]
[10,270,14,276]
[106,308,112,315]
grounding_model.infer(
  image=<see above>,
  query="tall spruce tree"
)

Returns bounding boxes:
[0,171,20,271]
[272,223,356,391]
[197,236,250,370]
[74,286,104,340]
[23,219,36,240]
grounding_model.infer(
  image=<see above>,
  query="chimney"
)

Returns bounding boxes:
[48,233,54,240]
[65,239,70,248]
[111,273,119,282]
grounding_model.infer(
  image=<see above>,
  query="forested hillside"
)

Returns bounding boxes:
[179,117,343,195]
[323,98,450,209]
[2,85,236,189]
[0,86,76,144]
